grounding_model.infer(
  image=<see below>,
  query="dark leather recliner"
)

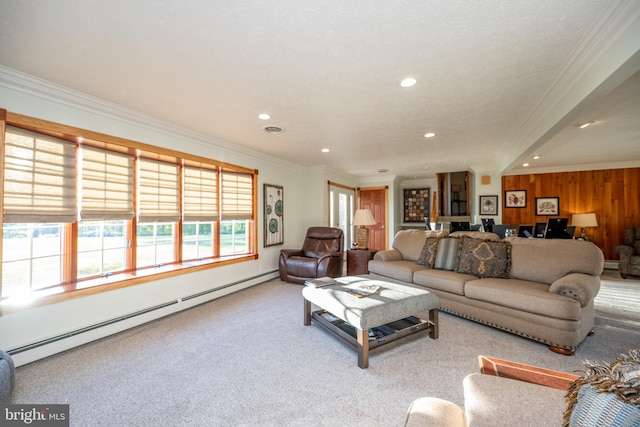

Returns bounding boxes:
[279,227,344,284]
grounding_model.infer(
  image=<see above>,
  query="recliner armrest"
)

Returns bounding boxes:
[279,249,304,260]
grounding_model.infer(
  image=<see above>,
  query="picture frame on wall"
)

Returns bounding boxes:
[505,190,527,208]
[403,188,430,223]
[479,195,498,215]
[264,183,284,246]
[536,197,560,216]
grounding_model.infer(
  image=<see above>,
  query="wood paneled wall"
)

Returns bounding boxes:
[501,168,640,260]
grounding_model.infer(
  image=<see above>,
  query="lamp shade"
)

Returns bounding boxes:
[571,213,598,228]
[352,209,376,226]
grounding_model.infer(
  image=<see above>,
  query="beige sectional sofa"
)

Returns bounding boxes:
[368,229,604,354]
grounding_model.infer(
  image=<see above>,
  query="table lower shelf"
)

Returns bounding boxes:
[309,309,437,367]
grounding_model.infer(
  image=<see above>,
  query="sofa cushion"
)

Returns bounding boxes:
[506,238,603,284]
[455,238,511,278]
[464,278,582,320]
[417,237,439,268]
[393,229,447,262]
[413,269,476,295]
[434,238,459,270]
[449,231,500,241]
[564,350,640,426]
[367,260,428,283]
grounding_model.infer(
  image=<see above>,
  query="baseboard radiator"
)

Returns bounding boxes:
[8,271,279,366]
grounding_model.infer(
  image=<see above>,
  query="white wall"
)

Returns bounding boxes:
[0,69,313,365]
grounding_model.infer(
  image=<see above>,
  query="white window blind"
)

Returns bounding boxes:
[221,172,253,220]
[138,158,180,223]
[80,146,134,220]
[183,166,218,221]
[3,126,77,223]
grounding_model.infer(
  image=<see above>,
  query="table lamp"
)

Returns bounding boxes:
[571,213,598,240]
[353,209,376,249]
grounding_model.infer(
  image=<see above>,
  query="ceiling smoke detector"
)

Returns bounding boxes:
[264,126,283,133]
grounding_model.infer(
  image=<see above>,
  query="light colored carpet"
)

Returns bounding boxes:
[9,278,640,427]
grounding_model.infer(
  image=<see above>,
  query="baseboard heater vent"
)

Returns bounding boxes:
[9,300,178,355]
[181,270,278,302]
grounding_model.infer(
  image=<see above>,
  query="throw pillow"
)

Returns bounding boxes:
[417,237,439,268]
[455,238,511,278]
[434,238,459,271]
[563,349,640,427]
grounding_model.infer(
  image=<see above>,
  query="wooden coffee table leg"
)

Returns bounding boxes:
[303,298,311,326]
[357,328,369,369]
[429,309,439,339]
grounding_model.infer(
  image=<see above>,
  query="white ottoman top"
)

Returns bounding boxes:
[302,276,439,330]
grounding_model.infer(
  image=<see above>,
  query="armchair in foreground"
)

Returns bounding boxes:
[279,227,344,284]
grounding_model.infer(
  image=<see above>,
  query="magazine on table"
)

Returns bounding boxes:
[305,277,336,288]
[345,283,381,298]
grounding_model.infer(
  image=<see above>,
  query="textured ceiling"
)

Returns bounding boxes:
[0,0,639,179]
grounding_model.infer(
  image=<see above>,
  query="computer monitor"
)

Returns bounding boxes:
[534,222,547,238]
[544,217,571,239]
[450,221,471,232]
[517,225,534,238]
[481,218,495,232]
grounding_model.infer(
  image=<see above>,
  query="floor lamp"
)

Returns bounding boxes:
[571,213,598,241]
[353,209,376,249]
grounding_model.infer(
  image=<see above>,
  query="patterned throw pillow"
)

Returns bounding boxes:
[417,237,439,268]
[455,238,511,278]
[563,349,640,426]
[434,238,459,271]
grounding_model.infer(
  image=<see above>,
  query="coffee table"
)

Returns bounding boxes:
[302,276,439,368]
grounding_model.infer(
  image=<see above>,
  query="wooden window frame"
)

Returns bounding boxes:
[0,110,259,313]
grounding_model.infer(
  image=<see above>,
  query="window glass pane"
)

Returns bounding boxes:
[220,220,248,256]
[182,222,214,261]
[2,223,64,297]
[77,220,128,278]
[136,223,175,267]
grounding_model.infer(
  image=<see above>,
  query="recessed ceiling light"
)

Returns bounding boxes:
[321,148,330,153]
[576,121,595,129]
[532,155,540,160]
[400,77,417,88]
[258,113,270,120]
[378,169,389,173]
[424,132,435,138]
[522,163,530,167]
[263,126,282,133]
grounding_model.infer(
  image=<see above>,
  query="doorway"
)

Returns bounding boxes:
[358,187,388,251]
[329,182,355,252]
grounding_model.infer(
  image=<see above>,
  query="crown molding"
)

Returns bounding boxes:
[0,65,303,173]
[494,2,640,174]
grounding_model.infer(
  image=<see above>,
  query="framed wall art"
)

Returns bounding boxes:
[264,183,284,246]
[479,195,498,215]
[403,188,430,223]
[536,197,559,216]
[505,190,527,208]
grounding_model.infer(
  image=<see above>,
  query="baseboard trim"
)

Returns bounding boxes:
[8,271,279,366]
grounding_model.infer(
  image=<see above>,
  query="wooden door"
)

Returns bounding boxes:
[358,187,388,251]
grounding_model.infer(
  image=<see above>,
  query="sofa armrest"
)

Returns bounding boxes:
[404,397,466,427]
[616,245,634,259]
[478,355,578,391]
[373,249,403,262]
[548,273,600,307]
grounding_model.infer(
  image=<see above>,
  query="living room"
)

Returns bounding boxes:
[1,2,639,425]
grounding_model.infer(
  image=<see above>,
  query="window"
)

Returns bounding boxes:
[1,111,258,305]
